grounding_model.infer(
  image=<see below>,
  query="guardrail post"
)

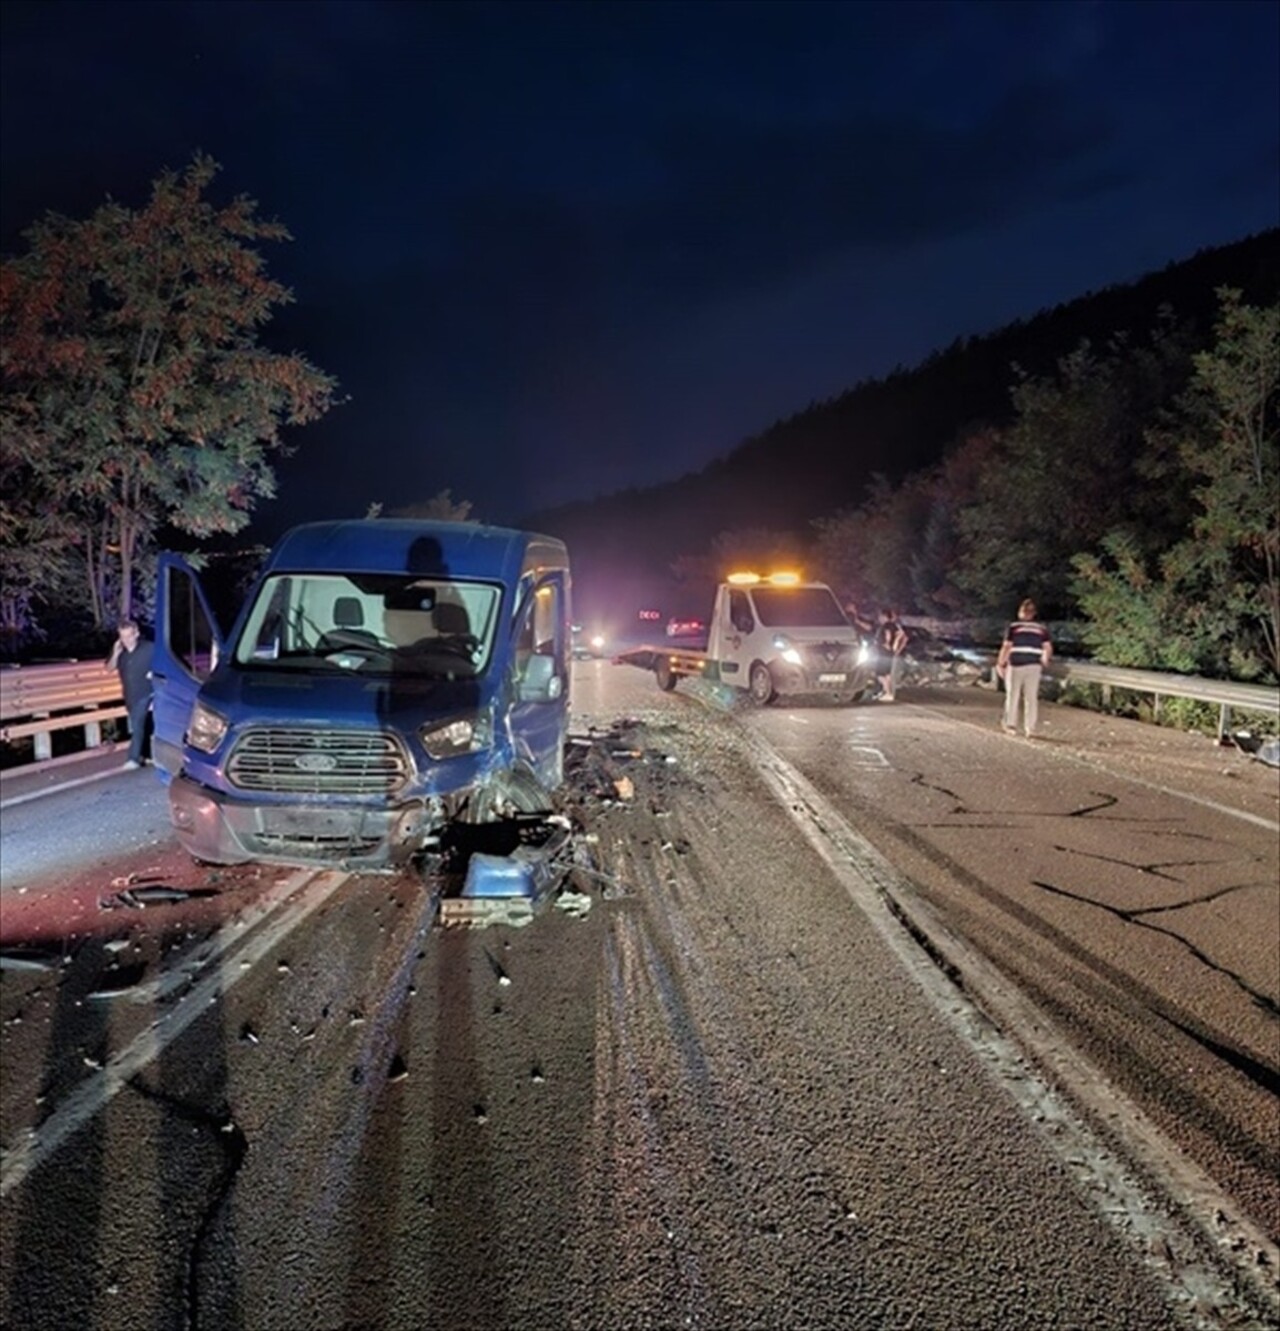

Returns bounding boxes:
[33,729,52,762]
[85,718,103,748]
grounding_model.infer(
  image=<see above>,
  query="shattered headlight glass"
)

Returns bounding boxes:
[420,710,494,759]
[187,700,229,754]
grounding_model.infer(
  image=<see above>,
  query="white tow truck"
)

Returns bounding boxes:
[615,571,874,704]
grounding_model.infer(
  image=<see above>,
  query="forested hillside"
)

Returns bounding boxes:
[529,229,1279,641]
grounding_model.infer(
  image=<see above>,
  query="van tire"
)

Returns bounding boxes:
[749,662,777,705]
[464,767,552,823]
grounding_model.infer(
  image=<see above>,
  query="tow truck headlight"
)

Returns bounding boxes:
[772,634,803,667]
[187,700,229,754]
[421,710,494,759]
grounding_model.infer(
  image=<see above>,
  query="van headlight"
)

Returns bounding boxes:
[421,710,493,759]
[188,700,229,754]
[772,635,803,667]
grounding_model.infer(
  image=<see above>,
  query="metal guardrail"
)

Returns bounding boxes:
[0,660,127,761]
[1046,660,1279,739]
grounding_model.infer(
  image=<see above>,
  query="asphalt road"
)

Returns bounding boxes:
[1,664,1277,1330]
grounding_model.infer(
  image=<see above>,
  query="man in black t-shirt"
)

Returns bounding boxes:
[106,619,155,768]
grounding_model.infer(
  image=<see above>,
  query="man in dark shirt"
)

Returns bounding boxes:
[996,599,1053,737]
[875,608,909,702]
[106,619,155,768]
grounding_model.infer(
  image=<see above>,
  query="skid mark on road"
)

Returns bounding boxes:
[744,731,1280,1330]
[0,869,349,1197]
[1031,877,1280,1025]
[1049,841,1264,883]
[916,702,1280,834]
[581,916,709,1326]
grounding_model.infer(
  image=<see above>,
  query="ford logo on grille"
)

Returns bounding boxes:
[295,752,338,773]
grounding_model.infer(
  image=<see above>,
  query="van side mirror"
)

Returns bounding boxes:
[519,653,562,702]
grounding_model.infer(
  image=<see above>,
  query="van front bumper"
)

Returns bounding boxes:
[168,775,438,869]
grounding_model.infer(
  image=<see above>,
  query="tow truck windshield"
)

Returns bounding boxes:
[233,572,501,678]
[750,585,849,629]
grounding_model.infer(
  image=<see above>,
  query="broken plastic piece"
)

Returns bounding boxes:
[102,884,216,910]
[0,948,60,972]
[555,890,592,918]
[464,853,536,898]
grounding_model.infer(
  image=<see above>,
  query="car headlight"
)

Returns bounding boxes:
[590,634,605,651]
[858,641,872,666]
[420,710,494,759]
[187,700,229,754]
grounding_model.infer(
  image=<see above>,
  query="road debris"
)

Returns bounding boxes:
[555,889,592,918]
[99,884,219,910]
[87,962,149,999]
[0,948,61,972]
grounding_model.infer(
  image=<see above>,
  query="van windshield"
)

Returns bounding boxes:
[750,586,849,629]
[234,573,501,679]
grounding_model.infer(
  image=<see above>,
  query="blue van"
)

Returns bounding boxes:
[151,520,572,869]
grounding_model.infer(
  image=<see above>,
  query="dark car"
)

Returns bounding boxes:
[901,624,954,662]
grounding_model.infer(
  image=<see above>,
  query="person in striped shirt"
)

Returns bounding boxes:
[996,599,1053,737]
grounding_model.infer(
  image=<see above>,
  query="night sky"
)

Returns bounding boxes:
[2,0,1277,538]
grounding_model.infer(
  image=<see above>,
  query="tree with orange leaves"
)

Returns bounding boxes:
[0,153,339,638]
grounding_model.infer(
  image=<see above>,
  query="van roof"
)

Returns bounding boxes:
[265,520,569,584]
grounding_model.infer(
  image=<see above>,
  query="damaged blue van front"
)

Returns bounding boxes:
[150,520,572,869]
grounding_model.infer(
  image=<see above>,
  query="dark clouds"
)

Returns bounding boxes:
[2,0,1277,530]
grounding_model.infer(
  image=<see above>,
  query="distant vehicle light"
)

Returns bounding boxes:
[666,617,706,638]
[638,608,662,621]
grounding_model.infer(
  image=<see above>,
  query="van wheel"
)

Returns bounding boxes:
[464,768,552,823]
[749,663,776,705]
[655,659,677,691]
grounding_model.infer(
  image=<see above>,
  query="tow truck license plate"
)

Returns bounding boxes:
[818,673,847,684]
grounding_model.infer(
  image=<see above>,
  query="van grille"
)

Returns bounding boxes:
[227,729,409,795]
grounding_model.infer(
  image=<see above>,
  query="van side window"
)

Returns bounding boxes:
[729,590,754,635]
[515,580,564,673]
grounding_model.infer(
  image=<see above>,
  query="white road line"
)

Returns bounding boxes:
[747,731,1280,1329]
[0,868,351,1198]
[0,767,127,810]
[847,744,888,766]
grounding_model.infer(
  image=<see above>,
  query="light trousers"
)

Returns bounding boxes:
[1004,663,1042,735]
